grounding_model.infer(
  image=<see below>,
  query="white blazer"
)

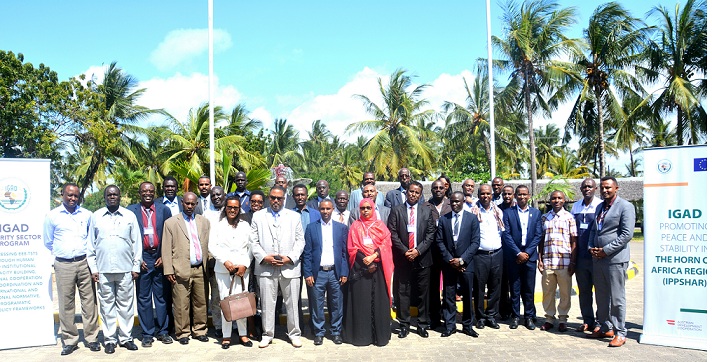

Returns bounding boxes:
[208,217,252,274]
[249,208,305,278]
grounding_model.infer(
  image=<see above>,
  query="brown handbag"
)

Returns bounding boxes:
[219,274,257,322]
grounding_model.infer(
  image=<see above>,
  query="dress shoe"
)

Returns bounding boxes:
[475,320,485,329]
[510,317,520,329]
[417,326,429,338]
[178,337,190,345]
[540,322,554,331]
[588,328,614,338]
[558,323,567,332]
[104,343,116,354]
[88,342,101,352]
[609,335,626,347]
[486,319,500,329]
[313,336,323,346]
[157,334,173,344]
[291,336,303,348]
[258,337,272,348]
[333,335,343,345]
[60,345,78,356]
[120,340,138,350]
[141,337,153,348]
[221,338,231,349]
[576,323,589,332]
[239,337,253,347]
[440,329,455,337]
[195,335,209,342]
[525,318,536,330]
[462,327,479,338]
[398,325,410,338]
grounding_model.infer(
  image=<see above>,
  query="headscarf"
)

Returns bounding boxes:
[347,198,394,304]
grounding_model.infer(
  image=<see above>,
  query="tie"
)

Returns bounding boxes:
[339,212,344,224]
[401,190,406,204]
[408,206,415,249]
[143,207,155,248]
[188,217,202,262]
[203,198,208,211]
[454,213,460,239]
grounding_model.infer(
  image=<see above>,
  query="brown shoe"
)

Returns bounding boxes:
[588,327,614,338]
[540,322,554,331]
[558,323,567,332]
[609,336,626,347]
[576,324,588,332]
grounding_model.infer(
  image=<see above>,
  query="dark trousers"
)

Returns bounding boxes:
[394,265,430,328]
[576,258,597,327]
[499,266,511,318]
[473,249,503,321]
[507,258,537,319]
[428,257,443,327]
[136,250,171,338]
[443,268,474,330]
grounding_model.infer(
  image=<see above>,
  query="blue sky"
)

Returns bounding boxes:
[0,0,689,173]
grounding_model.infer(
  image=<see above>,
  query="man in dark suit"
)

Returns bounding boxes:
[436,192,480,338]
[275,175,296,209]
[307,180,331,210]
[226,171,251,213]
[195,176,212,215]
[127,182,174,347]
[348,184,391,225]
[588,176,635,347]
[162,192,211,345]
[303,199,349,346]
[385,168,423,208]
[157,176,183,216]
[388,181,436,338]
[425,179,451,329]
[501,185,543,330]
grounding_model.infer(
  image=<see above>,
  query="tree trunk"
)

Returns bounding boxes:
[525,76,537,196]
[676,105,684,145]
[629,147,636,177]
[79,151,103,202]
[596,92,605,177]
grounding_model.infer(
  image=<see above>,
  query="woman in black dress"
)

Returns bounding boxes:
[342,198,394,346]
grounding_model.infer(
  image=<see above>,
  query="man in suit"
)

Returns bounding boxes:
[303,199,349,346]
[436,192,480,338]
[195,176,212,215]
[162,192,211,345]
[307,180,331,210]
[462,178,477,210]
[348,184,390,224]
[572,178,602,333]
[275,175,297,209]
[292,184,321,232]
[331,190,350,225]
[226,171,251,213]
[497,184,515,321]
[127,182,174,347]
[425,179,451,329]
[588,176,635,347]
[249,185,306,348]
[385,168,423,208]
[388,181,436,339]
[347,172,385,210]
[491,177,505,206]
[157,176,183,216]
[501,185,543,330]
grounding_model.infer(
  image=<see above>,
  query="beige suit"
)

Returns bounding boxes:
[162,213,210,339]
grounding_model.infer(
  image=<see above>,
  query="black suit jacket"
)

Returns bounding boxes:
[501,206,543,262]
[436,211,481,273]
[385,187,424,208]
[388,202,436,269]
[127,201,173,254]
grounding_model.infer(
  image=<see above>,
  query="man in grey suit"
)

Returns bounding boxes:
[348,184,390,225]
[249,185,306,348]
[385,168,423,208]
[588,176,635,347]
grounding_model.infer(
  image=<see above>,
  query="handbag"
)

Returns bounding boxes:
[219,274,257,322]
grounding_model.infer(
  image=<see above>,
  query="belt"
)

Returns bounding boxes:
[191,264,202,268]
[476,247,501,255]
[55,255,86,263]
[143,248,159,253]
[320,265,335,271]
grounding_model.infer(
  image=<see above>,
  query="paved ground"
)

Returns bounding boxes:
[0,241,706,361]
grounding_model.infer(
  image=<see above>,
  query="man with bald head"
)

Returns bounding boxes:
[162,192,211,345]
[332,191,350,225]
[275,175,297,209]
[348,183,391,225]
[347,172,384,210]
[307,180,331,210]
[491,177,505,207]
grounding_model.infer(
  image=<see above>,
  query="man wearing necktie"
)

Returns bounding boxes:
[195,176,212,215]
[387,181,436,339]
[332,191,350,225]
[385,168,424,208]
[162,192,211,345]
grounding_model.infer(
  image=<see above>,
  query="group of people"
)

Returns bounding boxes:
[43,168,635,356]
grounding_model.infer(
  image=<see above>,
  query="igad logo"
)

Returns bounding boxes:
[0,178,30,213]
[657,159,672,174]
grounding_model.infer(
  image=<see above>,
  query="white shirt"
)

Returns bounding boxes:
[406,203,419,246]
[517,205,530,246]
[163,197,180,216]
[571,196,603,216]
[451,210,465,242]
[320,219,335,266]
[478,205,502,251]
[332,209,350,225]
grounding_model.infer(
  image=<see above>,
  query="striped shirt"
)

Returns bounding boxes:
[541,209,577,270]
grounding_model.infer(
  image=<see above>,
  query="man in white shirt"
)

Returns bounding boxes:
[332,190,350,225]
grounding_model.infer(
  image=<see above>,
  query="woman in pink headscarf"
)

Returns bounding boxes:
[342,198,394,346]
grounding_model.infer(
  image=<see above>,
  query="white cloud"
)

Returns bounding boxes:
[79,64,109,86]
[150,28,232,72]
[248,107,274,126]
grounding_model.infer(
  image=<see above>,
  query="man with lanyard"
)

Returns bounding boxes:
[227,171,251,213]
[571,178,602,333]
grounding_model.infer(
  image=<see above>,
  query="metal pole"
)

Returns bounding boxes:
[486,0,496,180]
[208,0,215,185]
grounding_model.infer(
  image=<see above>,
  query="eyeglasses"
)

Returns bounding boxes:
[359,206,372,210]
[225,206,241,211]
[269,196,285,201]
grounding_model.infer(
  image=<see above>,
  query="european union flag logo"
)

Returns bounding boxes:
[693,158,707,171]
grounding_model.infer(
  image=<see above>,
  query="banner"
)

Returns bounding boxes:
[0,159,55,349]
[640,145,707,350]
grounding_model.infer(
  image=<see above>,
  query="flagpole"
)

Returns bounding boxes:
[486,0,496,180]
[208,0,215,185]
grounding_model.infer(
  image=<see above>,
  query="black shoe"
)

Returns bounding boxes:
[141,337,153,348]
[88,342,101,352]
[510,317,520,329]
[239,338,253,347]
[462,327,479,337]
[178,337,189,345]
[313,336,323,346]
[120,340,138,350]
[60,345,78,356]
[104,343,116,354]
[525,318,536,330]
[440,329,455,337]
[475,320,485,329]
[417,326,429,338]
[214,329,223,339]
[333,335,343,345]
[398,325,409,338]
[195,335,209,342]
[486,319,500,329]
[157,334,173,344]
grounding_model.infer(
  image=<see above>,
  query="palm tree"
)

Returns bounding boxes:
[265,118,301,168]
[566,2,650,176]
[347,68,435,178]
[643,0,707,145]
[534,124,563,178]
[492,0,579,193]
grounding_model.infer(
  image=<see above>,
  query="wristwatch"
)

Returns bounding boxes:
[459,258,464,266]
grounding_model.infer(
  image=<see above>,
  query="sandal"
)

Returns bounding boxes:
[239,336,253,347]
[221,338,231,349]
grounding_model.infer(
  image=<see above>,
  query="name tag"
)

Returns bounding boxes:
[580,223,588,230]
[407,225,416,233]
[597,222,603,231]
[144,227,155,235]
[363,237,373,245]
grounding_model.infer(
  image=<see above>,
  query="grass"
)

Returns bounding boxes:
[632,228,644,243]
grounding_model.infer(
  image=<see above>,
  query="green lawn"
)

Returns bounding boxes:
[632,228,644,243]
